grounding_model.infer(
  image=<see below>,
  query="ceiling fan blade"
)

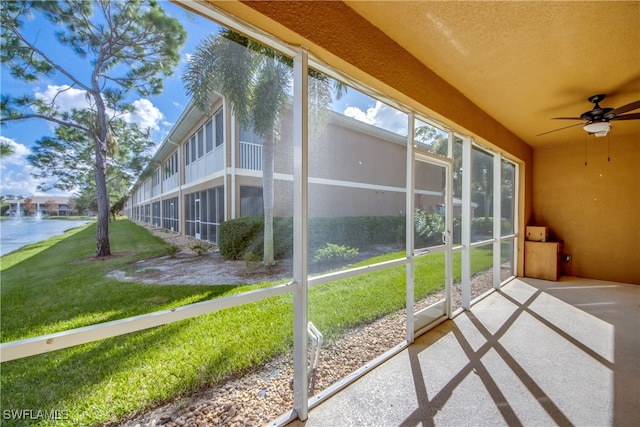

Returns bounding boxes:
[551,117,583,120]
[609,100,640,116]
[610,112,640,121]
[536,122,584,136]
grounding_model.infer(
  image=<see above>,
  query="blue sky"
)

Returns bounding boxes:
[0,1,401,198]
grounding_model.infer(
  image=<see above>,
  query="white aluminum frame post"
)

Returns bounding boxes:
[292,47,310,421]
[405,113,416,343]
[493,153,503,289]
[461,137,473,310]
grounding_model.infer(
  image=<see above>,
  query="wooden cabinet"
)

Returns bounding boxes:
[525,226,548,242]
[525,241,562,281]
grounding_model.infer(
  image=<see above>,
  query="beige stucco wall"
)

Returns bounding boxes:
[268,108,441,219]
[533,134,640,284]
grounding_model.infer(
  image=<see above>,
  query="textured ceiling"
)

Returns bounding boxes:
[344,1,640,148]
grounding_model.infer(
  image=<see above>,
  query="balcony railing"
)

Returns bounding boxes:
[162,174,179,192]
[213,144,224,171]
[240,141,262,170]
[185,147,225,184]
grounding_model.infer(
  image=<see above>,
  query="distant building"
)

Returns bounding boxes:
[125,95,449,244]
[5,196,75,217]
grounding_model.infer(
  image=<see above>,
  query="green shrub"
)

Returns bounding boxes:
[308,216,404,250]
[470,217,513,239]
[414,209,445,245]
[191,242,213,256]
[313,243,359,263]
[219,217,293,260]
[471,216,493,237]
[219,217,264,260]
[219,215,513,261]
[167,245,180,257]
[219,215,404,261]
[245,217,294,260]
[243,251,261,263]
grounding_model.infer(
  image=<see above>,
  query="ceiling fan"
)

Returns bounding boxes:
[538,94,640,137]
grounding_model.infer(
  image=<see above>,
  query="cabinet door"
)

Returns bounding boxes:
[525,241,561,281]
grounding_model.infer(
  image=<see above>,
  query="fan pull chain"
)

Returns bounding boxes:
[584,133,588,166]
[607,133,611,162]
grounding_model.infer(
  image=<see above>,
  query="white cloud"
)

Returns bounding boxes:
[0,136,30,195]
[34,84,91,112]
[1,164,39,196]
[0,161,65,197]
[0,136,52,196]
[121,98,164,131]
[343,101,408,135]
[0,136,30,165]
[34,86,164,131]
[344,105,374,125]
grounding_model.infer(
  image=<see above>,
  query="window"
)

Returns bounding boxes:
[185,187,225,243]
[162,197,179,233]
[186,112,223,164]
[240,186,263,217]
[152,202,161,227]
[144,204,151,223]
[205,119,214,152]
[197,127,204,157]
[163,152,178,178]
[215,110,224,147]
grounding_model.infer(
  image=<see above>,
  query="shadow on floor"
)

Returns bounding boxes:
[289,276,640,426]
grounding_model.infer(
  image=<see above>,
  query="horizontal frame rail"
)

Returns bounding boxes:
[308,257,408,289]
[470,238,495,248]
[469,234,517,249]
[1,282,295,363]
[2,255,413,363]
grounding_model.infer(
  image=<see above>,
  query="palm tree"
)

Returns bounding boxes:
[184,29,343,265]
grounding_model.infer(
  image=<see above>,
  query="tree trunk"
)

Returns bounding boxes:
[262,131,275,265]
[95,138,111,257]
[91,66,112,257]
[483,189,492,219]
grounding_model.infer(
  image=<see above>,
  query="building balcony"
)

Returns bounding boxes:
[240,140,262,170]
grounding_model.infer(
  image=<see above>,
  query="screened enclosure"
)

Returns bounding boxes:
[1,2,521,425]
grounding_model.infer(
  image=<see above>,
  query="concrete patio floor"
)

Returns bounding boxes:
[289,276,640,426]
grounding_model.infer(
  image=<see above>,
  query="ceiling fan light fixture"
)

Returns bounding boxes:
[583,121,611,137]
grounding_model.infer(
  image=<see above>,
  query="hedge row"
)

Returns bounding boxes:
[218,215,514,260]
[219,216,405,260]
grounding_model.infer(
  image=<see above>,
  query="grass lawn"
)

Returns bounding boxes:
[1,219,494,426]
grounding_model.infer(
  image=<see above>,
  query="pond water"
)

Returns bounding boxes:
[0,217,91,257]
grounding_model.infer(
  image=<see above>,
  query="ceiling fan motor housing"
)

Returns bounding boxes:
[581,107,614,122]
[539,94,640,137]
[581,94,613,122]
